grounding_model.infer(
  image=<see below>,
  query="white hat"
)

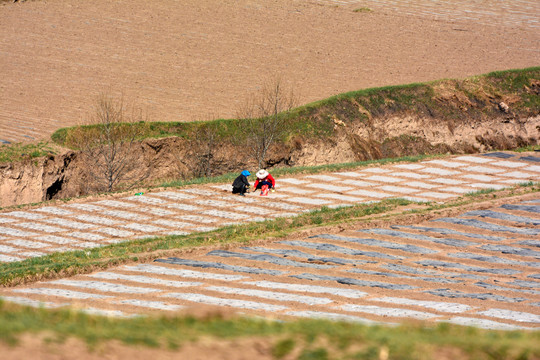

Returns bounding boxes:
[256,169,269,179]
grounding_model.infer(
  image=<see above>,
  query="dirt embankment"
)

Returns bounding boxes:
[0,152,75,208]
[283,116,539,167]
[2,70,539,207]
[1,108,539,208]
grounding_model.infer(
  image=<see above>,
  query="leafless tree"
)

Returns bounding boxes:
[237,77,296,169]
[67,94,147,193]
[177,122,220,178]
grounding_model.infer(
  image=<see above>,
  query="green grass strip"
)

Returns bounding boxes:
[0,301,539,359]
[0,142,56,165]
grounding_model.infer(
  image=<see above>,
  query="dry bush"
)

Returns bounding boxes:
[176,123,220,178]
[237,77,296,169]
[67,94,148,193]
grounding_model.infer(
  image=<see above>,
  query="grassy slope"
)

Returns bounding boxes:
[0,142,57,164]
[49,67,540,148]
[1,301,539,360]
[2,67,538,164]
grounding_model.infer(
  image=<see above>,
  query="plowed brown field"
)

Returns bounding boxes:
[1,0,539,143]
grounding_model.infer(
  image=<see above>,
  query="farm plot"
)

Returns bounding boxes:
[2,195,539,330]
[1,0,539,143]
[0,152,539,263]
[1,152,539,330]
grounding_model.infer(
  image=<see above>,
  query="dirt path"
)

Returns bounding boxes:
[1,0,539,143]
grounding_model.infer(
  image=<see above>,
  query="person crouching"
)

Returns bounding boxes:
[232,170,251,196]
[254,169,275,192]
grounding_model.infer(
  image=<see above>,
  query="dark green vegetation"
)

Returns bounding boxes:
[465,188,500,197]
[51,67,540,149]
[353,7,373,13]
[0,142,56,164]
[1,300,539,360]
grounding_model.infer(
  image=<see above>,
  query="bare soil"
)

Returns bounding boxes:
[0,333,277,360]
[1,0,539,143]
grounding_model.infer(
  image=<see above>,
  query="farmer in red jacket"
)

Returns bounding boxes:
[253,169,275,193]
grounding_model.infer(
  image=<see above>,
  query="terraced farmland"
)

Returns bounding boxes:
[1,152,539,331]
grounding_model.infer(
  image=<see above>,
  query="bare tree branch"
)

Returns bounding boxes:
[176,122,221,179]
[237,77,296,168]
[68,94,148,193]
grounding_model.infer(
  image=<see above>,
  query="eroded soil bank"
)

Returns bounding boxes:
[1,112,538,208]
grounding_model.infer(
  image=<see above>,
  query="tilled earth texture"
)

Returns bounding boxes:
[1,0,539,143]
[1,152,540,330]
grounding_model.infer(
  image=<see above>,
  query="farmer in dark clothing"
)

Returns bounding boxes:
[232,170,251,196]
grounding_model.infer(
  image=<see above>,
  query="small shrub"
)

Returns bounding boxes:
[465,188,497,197]
[353,7,372,13]
[68,94,149,192]
[236,76,297,168]
[298,348,329,360]
[272,338,296,359]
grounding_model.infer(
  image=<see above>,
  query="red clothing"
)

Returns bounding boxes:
[253,174,275,188]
